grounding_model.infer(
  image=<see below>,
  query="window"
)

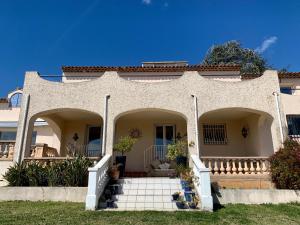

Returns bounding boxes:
[31,131,37,145]
[287,115,300,135]
[10,93,22,107]
[0,131,17,141]
[203,124,227,145]
[280,87,292,95]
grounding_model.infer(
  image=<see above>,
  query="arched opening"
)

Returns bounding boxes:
[9,92,22,107]
[25,109,103,158]
[114,109,187,175]
[199,108,274,157]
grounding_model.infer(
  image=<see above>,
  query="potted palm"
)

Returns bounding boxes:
[113,136,137,177]
[167,140,188,166]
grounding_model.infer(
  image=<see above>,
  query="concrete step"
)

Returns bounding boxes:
[102,177,187,211]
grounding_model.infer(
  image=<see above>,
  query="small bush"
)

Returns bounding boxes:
[269,139,300,189]
[3,162,29,186]
[26,162,48,186]
[3,156,92,187]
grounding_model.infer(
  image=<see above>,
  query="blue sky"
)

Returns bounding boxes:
[0,0,300,96]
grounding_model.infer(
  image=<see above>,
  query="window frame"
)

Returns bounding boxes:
[202,123,228,145]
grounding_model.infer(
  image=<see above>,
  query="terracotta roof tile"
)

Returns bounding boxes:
[242,72,300,80]
[62,65,241,73]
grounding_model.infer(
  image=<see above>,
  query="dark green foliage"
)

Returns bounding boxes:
[3,162,29,186]
[269,139,300,189]
[26,162,48,186]
[203,41,269,74]
[63,156,93,186]
[3,156,92,187]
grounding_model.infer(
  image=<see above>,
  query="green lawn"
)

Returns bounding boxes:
[0,202,299,225]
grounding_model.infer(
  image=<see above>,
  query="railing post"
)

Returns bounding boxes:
[85,154,111,211]
[191,155,213,212]
[85,169,98,210]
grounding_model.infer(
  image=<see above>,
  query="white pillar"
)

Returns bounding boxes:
[101,94,110,156]
[14,94,30,163]
[192,95,200,155]
[273,92,284,145]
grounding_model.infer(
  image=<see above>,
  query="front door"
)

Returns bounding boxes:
[155,125,175,160]
[87,126,102,157]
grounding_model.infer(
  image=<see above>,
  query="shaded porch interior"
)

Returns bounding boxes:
[114,109,187,173]
[199,108,274,157]
[26,109,103,158]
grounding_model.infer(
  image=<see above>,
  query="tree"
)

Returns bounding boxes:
[203,41,269,74]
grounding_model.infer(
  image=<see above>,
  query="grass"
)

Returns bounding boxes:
[0,201,299,225]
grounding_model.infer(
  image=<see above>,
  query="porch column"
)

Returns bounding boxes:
[101,94,110,156]
[14,94,30,163]
[191,95,200,156]
[273,92,284,146]
[103,97,115,157]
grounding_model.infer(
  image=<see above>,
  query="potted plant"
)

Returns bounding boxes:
[167,140,188,166]
[175,195,187,209]
[172,191,180,201]
[184,191,195,202]
[109,164,120,180]
[188,195,199,209]
[113,136,137,177]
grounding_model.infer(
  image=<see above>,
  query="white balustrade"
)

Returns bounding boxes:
[0,142,15,160]
[201,157,270,176]
[289,135,300,143]
[85,154,111,210]
[191,154,213,211]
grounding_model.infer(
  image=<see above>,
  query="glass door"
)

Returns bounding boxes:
[87,126,102,157]
[155,125,175,160]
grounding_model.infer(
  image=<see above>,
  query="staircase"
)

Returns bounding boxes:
[105,177,182,210]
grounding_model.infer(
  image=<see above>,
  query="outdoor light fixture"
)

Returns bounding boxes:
[241,127,248,138]
[73,133,79,142]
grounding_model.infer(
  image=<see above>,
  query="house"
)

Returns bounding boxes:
[0,88,56,183]
[1,61,300,210]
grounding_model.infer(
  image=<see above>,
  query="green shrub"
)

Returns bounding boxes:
[4,156,93,187]
[167,140,188,160]
[26,162,48,186]
[113,136,137,156]
[269,139,300,189]
[47,161,68,186]
[3,162,29,186]
[63,156,93,186]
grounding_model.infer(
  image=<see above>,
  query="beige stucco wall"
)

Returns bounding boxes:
[115,114,186,171]
[14,70,284,163]
[0,107,20,121]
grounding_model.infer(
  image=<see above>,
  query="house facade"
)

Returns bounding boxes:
[0,88,56,182]
[1,61,300,209]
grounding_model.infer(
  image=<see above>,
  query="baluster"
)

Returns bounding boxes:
[0,144,3,158]
[208,160,213,174]
[213,159,219,175]
[3,145,8,158]
[249,160,255,175]
[244,160,250,174]
[238,160,243,174]
[256,160,261,174]
[232,160,237,175]
[220,160,225,175]
[261,160,268,174]
[226,160,231,174]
